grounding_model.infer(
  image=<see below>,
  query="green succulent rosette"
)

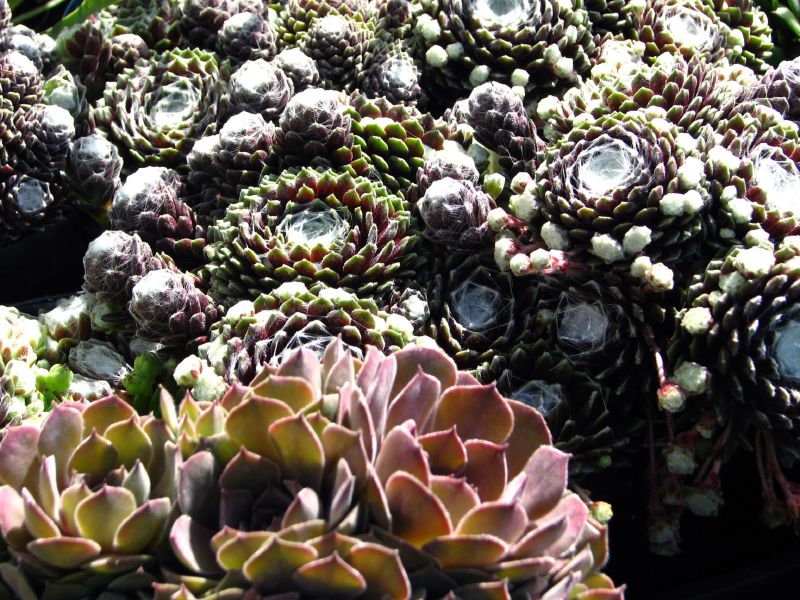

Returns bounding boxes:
[93,48,224,171]
[203,166,421,307]
[345,94,450,194]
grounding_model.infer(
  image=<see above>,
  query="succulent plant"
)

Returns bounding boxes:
[271,87,368,173]
[129,268,219,348]
[109,167,206,265]
[492,111,712,280]
[13,104,75,180]
[0,174,65,247]
[204,166,420,306]
[344,94,450,193]
[82,230,169,309]
[742,56,800,120]
[96,0,180,50]
[275,0,372,48]
[413,0,595,99]
[304,14,373,92]
[358,43,422,105]
[664,237,800,528]
[273,48,321,92]
[217,11,276,63]
[107,33,152,78]
[56,19,111,100]
[200,281,415,382]
[711,0,774,72]
[156,338,619,598]
[66,134,123,214]
[42,65,93,138]
[221,59,294,122]
[0,397,180,597]
[93,48,223,171]
[417,177,495,252]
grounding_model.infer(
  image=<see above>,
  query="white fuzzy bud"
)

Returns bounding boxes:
[225,300,256,321]
[416,15,441,43]
[719,271,746,295]
[590,234,625,263]
[678,157,705,190]
[426,45,448,68]
[553,57,573,79]
[193,369,228,402]
[685,488,722,517]
[541,222,570,250]
[544,45,561,65]
[708,145,741,171]
[682,307,713,335]
[683,189,705,215]
[733,246,775,277]
[660,192,686,216]
[744,228,772,248]
[675,133,698,153]
[4,360,37,396]
[446,42,464,59]
[174,355,203,387]
[494,237,515,271]
[657,384,686,412]
[536,95,560,119]
[387,313,415,338]
[510,191,539,223]
[631,255,652,278]
[644,106,668,120]
[727,197,753,223]
[666,445,697,475]
[510,253,531,276]
[510,171,533,194]
[529,248,552,271]
[623,225,652,254]
[511,69,529,87]
[469,65,491,87]
[487,207,508,232]
[674,361,709,395]
[646,262,674,290]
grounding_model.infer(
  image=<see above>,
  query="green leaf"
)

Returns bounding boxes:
[775,7,800,38]
[46,0,121,37]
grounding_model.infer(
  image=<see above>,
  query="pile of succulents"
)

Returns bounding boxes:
[2,0,800,594]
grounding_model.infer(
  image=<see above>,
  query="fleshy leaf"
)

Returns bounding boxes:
[105,416,154,469]
[385,369,441,434]
[114,498,171,553]
[283,488,321,528]
[511,516,568,559]
[433,385,514,444]
[276,348,322,399]
[243,536,318,590]
[217,531,273,571]
[219,448,280,496]
[391,345,457,398]
[422,534,508,570]
[68,430,119,478]
[178,452,221,523]
[169,514,221,575]
[60,482,91,537]
[26,537,101,569]
[375,425,430,486]
[456,502,528,544]
[386,472,452,547]
[269,414,325,489]
[0,426,40,489]
[539,493,590,557]
[37,405,83,487]
[518,446,569,520]
[347,543,411,600]
[293,552,367,599]
[464,440,508,501]
[225,397,292,460]
[0,487,28,548]
[22,488,59,539]
[504,399,551,479]
[81,395,136,436]
[251,376,317,413]
[75,486,137,552]
[418,428,467,474]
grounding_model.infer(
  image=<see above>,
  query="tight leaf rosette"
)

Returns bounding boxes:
[154,339,620,599]
[93,48,224,171]
[492,111,711,281]
[664,238,800,529]
[413,0,595,99]
[200,281,415,383]
[204,166,420,307]
[0,397,180,598]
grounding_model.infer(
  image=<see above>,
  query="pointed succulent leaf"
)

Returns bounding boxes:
[26,537,101,569]
[274,348,322,398]
[464,440,508,501]
[511,516,568,559]
[283,488,322,528]
[251,376,317,413]
[122,461,152,506]
[216,531,274,571]
[375,424,430,486]
[243,536,318,590]
[504,399,551,479]
[517,446,569,520]
[38,405,83,487]
[433,385,514,444]
[391,345,458,398]
[386,472,452,547]
[429,476,481,527]
[68,430,120,478]
[0,426,40,489]
[0,487,28,548]
[178,452,221,523]
[105,416,154,469]
[422,534,508,570]
[170,514,222,575]
[539,493,590,557]
[75,486,137,552]
[385,369,441,433]
[269,414,325,489]
[81,395,136,436]
[219,448,280,496]
[418,428,468,474]
[293,552,367,599]
[225,397,292,460]
[113,498,171,553]
[22,488,59,539]
[347,543,411,600]
[456,501,528,544]
[60,482,91,537]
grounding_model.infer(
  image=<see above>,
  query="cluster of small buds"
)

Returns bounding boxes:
[173,353,228,401]
[630,256,675,291]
